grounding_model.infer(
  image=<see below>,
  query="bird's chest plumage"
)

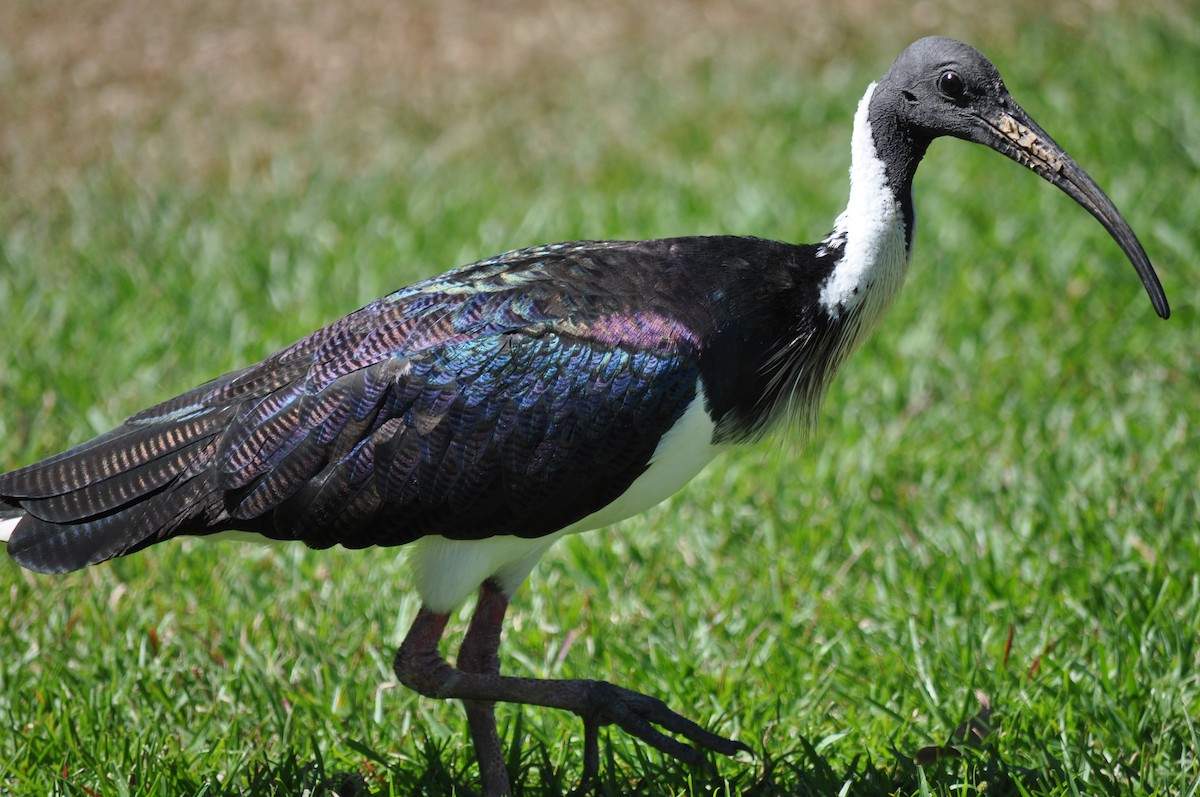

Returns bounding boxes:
[818,211,911,369]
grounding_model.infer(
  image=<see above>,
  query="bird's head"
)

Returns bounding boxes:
[872,36,1169,319]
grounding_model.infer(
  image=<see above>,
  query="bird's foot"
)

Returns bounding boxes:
[571,679,751,782]
[397,647,748,793]
[395,592,750,797]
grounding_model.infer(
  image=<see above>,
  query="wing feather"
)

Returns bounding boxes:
[3,239,709,571]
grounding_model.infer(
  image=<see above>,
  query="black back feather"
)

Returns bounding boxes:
[2,237,836,573]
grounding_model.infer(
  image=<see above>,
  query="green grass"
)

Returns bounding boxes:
[2,3,1199,795]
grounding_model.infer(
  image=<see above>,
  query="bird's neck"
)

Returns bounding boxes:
[816,81,924,343]
[690,85,933,444]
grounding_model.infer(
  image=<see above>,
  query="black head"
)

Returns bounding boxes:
[877,37,1009,141]
[873,36,1169,318]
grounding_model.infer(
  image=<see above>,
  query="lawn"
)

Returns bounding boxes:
[1,1,1198,795]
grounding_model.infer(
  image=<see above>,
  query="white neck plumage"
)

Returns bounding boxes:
[817,82,913,345]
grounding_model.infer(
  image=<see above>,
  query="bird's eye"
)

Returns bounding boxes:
[938,70,966,99]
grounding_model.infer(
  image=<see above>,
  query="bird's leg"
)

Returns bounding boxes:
[393,603,514,797]
[579,713,602,790]
[457,580,511,797]
[394,590,751,794]
[455,581,599,791]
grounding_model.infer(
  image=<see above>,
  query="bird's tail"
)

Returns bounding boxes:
[0,406,235,574]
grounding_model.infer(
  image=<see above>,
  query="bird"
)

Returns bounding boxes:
[0,36,1169,797]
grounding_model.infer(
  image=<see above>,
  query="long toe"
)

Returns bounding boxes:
[581,680,751,765]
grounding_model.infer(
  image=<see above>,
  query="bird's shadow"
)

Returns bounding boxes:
[740,741,1050,797]
[189,733,1076,797]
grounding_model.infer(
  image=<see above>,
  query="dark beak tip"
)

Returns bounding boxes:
[978,104,1170,323]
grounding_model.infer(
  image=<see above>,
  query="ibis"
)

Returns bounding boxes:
[0,36,1169,796]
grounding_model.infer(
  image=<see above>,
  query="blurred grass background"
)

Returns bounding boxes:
[1,0,1198,794]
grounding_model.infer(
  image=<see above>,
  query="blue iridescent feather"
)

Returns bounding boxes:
[1,235,836,573]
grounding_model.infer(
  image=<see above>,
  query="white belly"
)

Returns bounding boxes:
[409,382,725,612]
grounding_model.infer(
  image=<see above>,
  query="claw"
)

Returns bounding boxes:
[585,681,750,760]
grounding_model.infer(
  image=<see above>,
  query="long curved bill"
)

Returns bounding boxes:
[966,96,1170,319]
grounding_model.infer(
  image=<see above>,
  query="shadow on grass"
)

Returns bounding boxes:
[190,733,1123,797]
[745,740,1042,797]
